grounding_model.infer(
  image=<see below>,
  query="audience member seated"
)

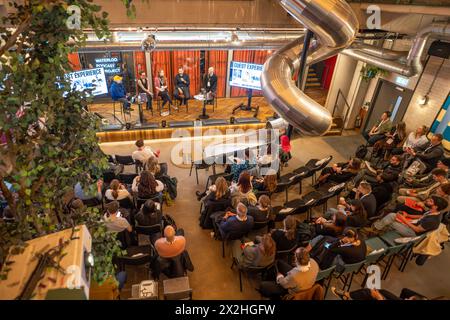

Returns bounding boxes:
[363,111,392,146]
[403,158,450,188]
[372,122,406,159]
[310,227,366,271]
[372,173,396,210]
[132,170,164,199]
[259,247,319,300]
[403,133,444,174]
[313,211,347,237]
[247,195,271,223]
[1,206,16,224]
[147,156,167,178]
[392,125,428,155]
[354,155,402,185]
[331,287,428,301]
[270,215,298,251]
[316,158,361,187]
[74,175,103,202]
[231,233,276,268]
[218,202,254,240]
[103,201,132,233]
[196,176,230,202]
[155,225,186,258]
[135,199,162,226]
[229,149,256,182]
[345,199,369,228]
[105,179,133,202]
[340,181,377,219]
[230,171,257,208]
[252,173,278,194]
[131,139,159,164]
[371,195,448,237]
[397,168,448,204]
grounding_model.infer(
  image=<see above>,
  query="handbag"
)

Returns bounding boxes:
[406,159,427,177]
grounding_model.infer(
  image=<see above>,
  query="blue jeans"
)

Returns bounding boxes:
[363,132,385,146]
[373,212,416,237]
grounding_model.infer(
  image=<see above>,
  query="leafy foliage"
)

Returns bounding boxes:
[360,64,389,82]
[0,0,131,284]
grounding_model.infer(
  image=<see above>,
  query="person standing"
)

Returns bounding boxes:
[174,67,190,106]
[154,69,175,116]
[203,67,218,102]
[137,71,153,111]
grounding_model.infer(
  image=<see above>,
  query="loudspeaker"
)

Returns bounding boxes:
[428,40,450,59]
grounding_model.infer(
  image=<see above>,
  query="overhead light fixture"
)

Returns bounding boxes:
[418,58,445,107]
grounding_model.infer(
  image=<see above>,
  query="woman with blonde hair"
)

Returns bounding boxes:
[153,69,174,114]
[105,179,132,201]
[247,195,272,223]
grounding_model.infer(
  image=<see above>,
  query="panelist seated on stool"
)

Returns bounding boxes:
[174,67,190,107]
[110,75,133,114]
[154,69,176,115]
[137,71,153,112]
[202,66,218,108]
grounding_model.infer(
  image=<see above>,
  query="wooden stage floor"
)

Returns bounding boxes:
[92,88,328,142]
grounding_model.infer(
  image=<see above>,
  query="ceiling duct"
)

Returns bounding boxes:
[342,22,450,77]
[261,0,359,136]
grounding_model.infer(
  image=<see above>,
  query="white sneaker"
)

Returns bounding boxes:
[161,111,170,117]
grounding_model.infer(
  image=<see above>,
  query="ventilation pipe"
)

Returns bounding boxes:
[261,0,359,136]
[342,22,450,77]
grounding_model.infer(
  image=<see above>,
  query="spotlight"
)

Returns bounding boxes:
[418,95,429,106]
[141,34,156,52]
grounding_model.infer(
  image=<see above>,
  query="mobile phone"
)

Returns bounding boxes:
[117,211,122,218]
[324,242,331,249]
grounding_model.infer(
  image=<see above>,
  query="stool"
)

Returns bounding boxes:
[112,100,124,124]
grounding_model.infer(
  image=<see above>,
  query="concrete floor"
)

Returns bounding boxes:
[99,132,450,300]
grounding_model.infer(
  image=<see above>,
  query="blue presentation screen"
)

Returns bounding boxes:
[229,61,263,91]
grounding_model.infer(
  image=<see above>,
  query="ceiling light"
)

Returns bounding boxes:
[418,95,429,106]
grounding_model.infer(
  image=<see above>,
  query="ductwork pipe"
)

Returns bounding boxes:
[261,0,359,136]
[351,42,407,60]
[342,22,450,77]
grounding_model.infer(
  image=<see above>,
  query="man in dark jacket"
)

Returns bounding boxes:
[218,202,254,239]
[405,133,444,173]
[357,181,377,219]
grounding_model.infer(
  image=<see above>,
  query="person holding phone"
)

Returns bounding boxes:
[103,201,132,233]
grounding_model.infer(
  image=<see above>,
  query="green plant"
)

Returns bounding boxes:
[360,64,389,82]
[0,0,136,285]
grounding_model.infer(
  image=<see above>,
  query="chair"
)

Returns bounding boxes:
[205,93,217,112]
[252,220,269,233]
[204,172,234,192]
[175,95,189,113]
[272,180,290,204]
[81,197,102,208]
[135,223,163,245]
[163,276,192,300]
[114,244,155,273]
[135,160,145,174]
[219,230,247,258]
[275,245,297,264]
[379,242,408,280]
[115,155,136,172]
[315,265,336,298]
[129,282,158,300]
[361,237,388,287]
[279,171,309,195]
[190,160,216,185]
[231,259,275,292]
[293,156,333,185]
[136,194,164,214]
[333,260,366,291]
[118,173,139,185]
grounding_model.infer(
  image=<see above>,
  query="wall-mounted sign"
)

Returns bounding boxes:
[64,68,108,96]
[394,76,409,88]
[94,56,121,75]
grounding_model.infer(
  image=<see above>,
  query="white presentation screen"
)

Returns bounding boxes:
[64,68,108,96]
[229,61,263,91]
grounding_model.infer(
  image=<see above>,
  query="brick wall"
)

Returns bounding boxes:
[403,56,450,131]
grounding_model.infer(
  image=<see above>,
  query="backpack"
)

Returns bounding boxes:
[160,175,178,200]
[355,144,368,160]
[296,222,314,247]
[163,214,177,231]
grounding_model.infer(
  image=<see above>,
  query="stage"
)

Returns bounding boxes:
[92,89,327,143]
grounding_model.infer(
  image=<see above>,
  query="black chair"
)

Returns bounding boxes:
[252,219,269,232]
[114,244,155,273]
[293,156,333,185]
[118,173,139,185]
[81,197,102,208]
[204,172,234,192]
[279,171,308,196]
[205,93,217,112]
[276,245,297,264]
[190,160,216,185]
[231,259,275,292]
[115,155,136,169]
[273,198,316,222]
[272,180,291,204]
[135,194,164,214]
[135,160,145,174]
[135,223,163,244]
[219,230,247,258]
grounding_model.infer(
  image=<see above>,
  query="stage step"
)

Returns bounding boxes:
[305,83,321,88]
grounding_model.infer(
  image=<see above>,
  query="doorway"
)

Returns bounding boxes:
[363,79,414,132]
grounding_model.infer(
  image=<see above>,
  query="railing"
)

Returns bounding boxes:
[332,89,352,133]
[346,0,449,6]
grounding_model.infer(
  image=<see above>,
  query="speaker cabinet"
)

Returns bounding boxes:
[428,41,450,59]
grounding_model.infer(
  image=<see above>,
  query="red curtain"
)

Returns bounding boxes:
[231,50,271,97]
[205,50,228,98]
[68,53,82,71]
[151,51,173,96]
[172,51,201,96]
[134,51,146,93]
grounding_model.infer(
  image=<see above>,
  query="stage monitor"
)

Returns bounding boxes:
[229,61,263,91]
[64,67,108,96]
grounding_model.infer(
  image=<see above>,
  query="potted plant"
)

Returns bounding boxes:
[360,64,389,82]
